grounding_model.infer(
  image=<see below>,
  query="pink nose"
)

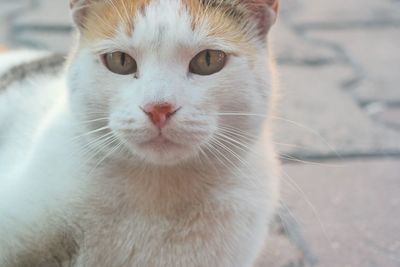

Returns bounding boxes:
[142,103,178,129]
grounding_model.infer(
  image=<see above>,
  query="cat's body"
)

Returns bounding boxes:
[0,0,280,266]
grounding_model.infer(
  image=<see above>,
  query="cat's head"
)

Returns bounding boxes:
[67,0,278,166]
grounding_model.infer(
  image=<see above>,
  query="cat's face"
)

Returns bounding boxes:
[68,0,278,165]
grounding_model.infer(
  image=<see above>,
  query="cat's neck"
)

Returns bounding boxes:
[78,140,253,214]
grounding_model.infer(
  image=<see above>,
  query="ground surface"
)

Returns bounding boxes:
[0,0,399,266]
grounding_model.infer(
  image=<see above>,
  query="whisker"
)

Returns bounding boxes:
[78,138,117,165]
[281,169,331,245]
[78,132,114,151]
[198,145,222,177]
[68,133,117,170]
[218,125,341,167]
[215,130,260,157]
[88,140,122,175]
[209,137,257,178]
[75,117,109,125]
[279,154,341,167]
[210,138,261,189]
[70,126,110,141]
[211,111,341,158]
[218,125,259,141]
[216,131,254,152]
[211,137,248,169]
[271,115,342,159]
[82,111,109,115]
[202,143,232,173]
[211,112,267,118]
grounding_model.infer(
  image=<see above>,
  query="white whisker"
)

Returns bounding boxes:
[212,111,341,158]
[281,169,331,245]
[70,126,110,141]
[88,141,122,175]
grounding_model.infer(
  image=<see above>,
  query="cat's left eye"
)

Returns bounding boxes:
[189,50,227,76]
[102,52,137,75]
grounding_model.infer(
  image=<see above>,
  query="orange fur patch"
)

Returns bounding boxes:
[184,0,256,57]
[183,0,246,42]
[81,0,150,42]
[80,0,263,59]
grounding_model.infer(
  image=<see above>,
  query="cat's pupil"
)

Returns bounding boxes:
[121,53,126,66]
[205,51,211,67]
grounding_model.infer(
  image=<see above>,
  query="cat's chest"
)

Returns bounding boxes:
[76,200,215,266]
[72,170,266,266]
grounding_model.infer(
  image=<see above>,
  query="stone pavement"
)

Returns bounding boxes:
[262,159,400,267]
[0,0,399,266]
[271,0,400,160]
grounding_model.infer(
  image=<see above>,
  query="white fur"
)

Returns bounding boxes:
[0,0,280,266]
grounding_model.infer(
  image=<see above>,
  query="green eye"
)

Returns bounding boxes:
[189,50,227,76]
[102,51,137,75]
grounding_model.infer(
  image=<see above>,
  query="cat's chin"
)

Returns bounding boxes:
[130,136,198,166]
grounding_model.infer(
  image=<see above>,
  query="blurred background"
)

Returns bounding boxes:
[0,0,399,266]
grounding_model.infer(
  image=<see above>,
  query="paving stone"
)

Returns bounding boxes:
[0,0,32,46]
[284,0,400,25]
[370,105,400,130]
[260,159,400,267]
[15,30,73,53]
[306,27,400,104]
[8,0,73,51]
[12,0,72,28]
[271,20,337,66]
[273,0,400,160]
[0,0,31,17]
[274,64,400,159]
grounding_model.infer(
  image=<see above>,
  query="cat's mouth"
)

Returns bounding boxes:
[110,115,215,165]
[132,133,195,165]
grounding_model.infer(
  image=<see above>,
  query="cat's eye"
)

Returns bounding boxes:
[189,50,227,76]
[102,52,137,75]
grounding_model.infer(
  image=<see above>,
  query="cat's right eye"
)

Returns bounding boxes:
[102,52,137,75]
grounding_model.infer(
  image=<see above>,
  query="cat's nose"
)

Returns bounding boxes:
[142,103,179,129]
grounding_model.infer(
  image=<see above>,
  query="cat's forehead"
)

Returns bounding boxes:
[81,0,251,48]
[129,0,201,49]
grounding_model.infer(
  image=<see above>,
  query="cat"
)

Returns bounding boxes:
[0,0,280,266]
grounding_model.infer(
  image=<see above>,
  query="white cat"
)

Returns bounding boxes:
[0,0,280,266]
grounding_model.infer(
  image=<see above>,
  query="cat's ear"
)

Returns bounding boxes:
[70,0,94,29]
[242,0,279,36]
